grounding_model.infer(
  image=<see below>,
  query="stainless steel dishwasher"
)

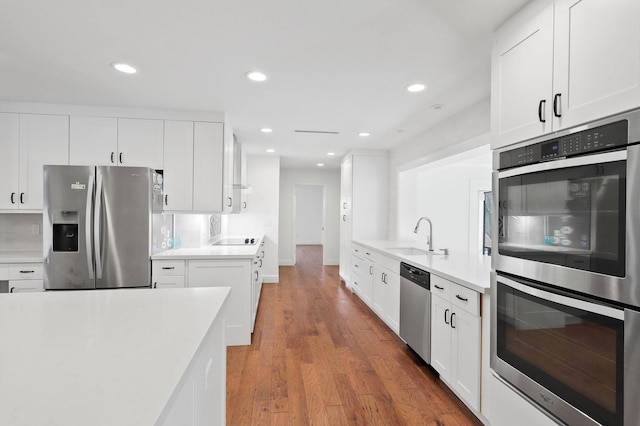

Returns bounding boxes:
[399,262,431,364]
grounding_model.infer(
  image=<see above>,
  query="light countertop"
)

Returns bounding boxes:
[354,239,491,293]
[0,287,230,426]
[0,250,43,263]
[152,236,264,260]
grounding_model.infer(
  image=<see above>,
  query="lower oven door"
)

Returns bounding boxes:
[491,273,625,426]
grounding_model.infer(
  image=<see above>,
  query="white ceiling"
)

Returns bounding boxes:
[0,0,529,169]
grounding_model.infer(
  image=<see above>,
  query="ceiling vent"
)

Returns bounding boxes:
[294,130,340,135]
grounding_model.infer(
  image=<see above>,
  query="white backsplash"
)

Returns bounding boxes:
[173,214,221,248]
[0,214,43,251]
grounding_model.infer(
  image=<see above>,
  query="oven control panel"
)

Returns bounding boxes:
[499,120,628,169]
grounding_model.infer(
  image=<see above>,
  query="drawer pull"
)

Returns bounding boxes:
[161,266,175,270]
[434,284,444,290]
[10,287,15,293]
[455,294,468,302]
[20,270,35,274]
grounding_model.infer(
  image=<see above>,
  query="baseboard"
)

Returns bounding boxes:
[279,259,294,266]
[263,275,279,283]
[323,258,339,266]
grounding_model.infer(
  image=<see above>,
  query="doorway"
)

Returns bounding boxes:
[292,184,326,265]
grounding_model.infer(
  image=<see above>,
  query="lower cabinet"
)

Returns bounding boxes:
[350,247,373,307]
[431,274,481,411]
[5,263,44,293]
[152,257,259,346]
[372,263,400,334]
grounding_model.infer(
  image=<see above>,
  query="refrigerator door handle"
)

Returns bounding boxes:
[94,174,104,279]
[85,174,95,279]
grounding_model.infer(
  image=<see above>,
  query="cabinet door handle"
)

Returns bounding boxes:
[254,271,259,281]
[455,294,468,302]
[228,197,232,207]
[20,193,25,204]
[450,312,456,329]
[110,152,115,163]
[538,99,546,123]
[259,259,263,267]
[153,282,157,289]
[553,93,562,117]
[444,308,450,325]
[242,201,247,209]
[119,152,123,164]
[10,287,15,293]
[354,280,359,287]
[164,195,168,206]
[369,266,373,275]
[343,202,347,209]
[261,251,265,258]
[342,215,347,221]
[434,284,444,290]
[10,192,16,204]
[161,266,175,270]
[354,264,359,268]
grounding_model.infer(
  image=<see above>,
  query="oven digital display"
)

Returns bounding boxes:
[541,141,559,159]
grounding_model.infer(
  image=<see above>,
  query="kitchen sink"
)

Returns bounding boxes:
[388,247,439,255]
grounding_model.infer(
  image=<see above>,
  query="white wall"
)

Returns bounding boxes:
[389,97,491,239]
[295,185,324,244]
[397,146,492,253]
[226,155,280,283]
[279,168,340,266]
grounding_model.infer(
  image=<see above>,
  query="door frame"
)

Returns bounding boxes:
[292,183,327,265]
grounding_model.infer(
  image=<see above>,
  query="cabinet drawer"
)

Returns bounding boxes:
[8,264,43,280]
[152,275,186,289]
[371,251,399,273]
[450,282,480,316]
[152,260,186,276]
[352,243,373,260]
[430,275,451,299]
[350,255,366,277]
[9,279,44,293]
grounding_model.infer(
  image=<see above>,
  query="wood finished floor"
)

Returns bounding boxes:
[226,245,483,425]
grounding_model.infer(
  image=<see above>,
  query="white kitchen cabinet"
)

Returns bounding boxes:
[152,260,186,289]
[193,122,225,212]
[70,116,164,169]
[371,253,400,334]
[163,121,194,211]
[492,0,640,148]
[7,262,44,293]
[339,152,388,284]
[251,245,264,331]
[0,113,20,210]
[350,244,373,308]
[430,275,481,411]
[188,259,252,346]
[223,125,235,213]
[69,116,118,165]
[117,118,164,169]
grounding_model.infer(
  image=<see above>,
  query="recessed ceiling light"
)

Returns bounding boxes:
[431,104,444,110]
[317,163,325,167]
[358,132,371,137]
[265,148,275,153]
[406,83,426,93]
[327,152,335,156]
[111,62,137,74]
[260,128,273,133]
[246,71,267,82]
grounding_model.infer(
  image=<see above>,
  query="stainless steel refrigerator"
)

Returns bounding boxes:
[43,165,172,290]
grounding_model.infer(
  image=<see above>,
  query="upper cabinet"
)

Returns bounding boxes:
[492,0,640,148]
[163,121,194,211]
[0,113,69,211]
[70,116,163,169]
[193,122,225,212]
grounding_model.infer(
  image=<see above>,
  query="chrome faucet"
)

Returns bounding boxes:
[414,217,434,252]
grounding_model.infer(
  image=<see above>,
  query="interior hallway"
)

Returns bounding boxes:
[226,244,482,425]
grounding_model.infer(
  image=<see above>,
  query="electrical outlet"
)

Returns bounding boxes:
[31,224,40,235]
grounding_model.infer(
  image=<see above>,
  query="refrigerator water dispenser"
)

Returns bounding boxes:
[52,211,79,252]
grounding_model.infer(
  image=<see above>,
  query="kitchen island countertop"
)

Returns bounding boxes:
[0,287,230,425]
[354,239,491,293]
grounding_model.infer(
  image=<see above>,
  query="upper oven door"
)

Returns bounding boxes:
[493,144,640,306]
[497,149,627,277]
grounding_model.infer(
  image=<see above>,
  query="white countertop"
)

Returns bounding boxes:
[0,250,43,263]
[354,239,491,293]
[0,287,230,426]
[152,236,264,260]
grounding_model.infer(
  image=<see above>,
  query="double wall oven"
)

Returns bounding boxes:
[492,109,640,426]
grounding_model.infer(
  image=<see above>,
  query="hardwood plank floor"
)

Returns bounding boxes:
[227,245,482,425]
